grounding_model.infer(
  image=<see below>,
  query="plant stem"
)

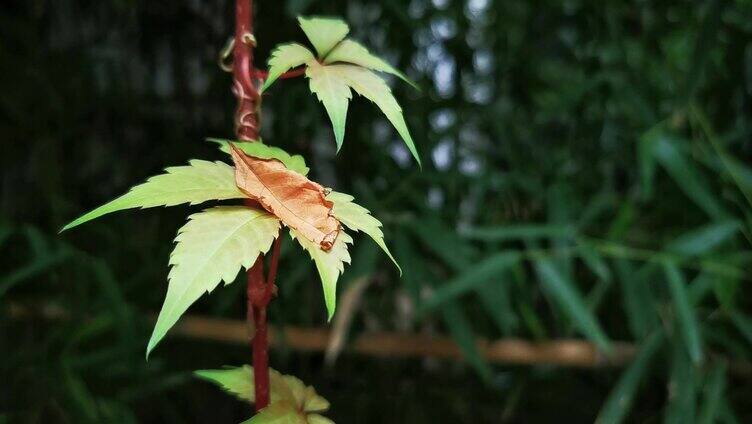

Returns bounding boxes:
[232,0,272,412]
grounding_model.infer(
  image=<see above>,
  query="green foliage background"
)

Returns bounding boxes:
[2,0,752,422]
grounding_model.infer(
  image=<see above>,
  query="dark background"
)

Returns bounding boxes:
[2,0,752,422]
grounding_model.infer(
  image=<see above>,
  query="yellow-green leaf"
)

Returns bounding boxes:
[298,16,349,58]
[336,65,421,166]
[61,160,244,231]
[324,39,417,89]
[305,60,352,151]
[209,138,310,175]
[327,191,400,274]
[249,401,304,424]
[306,415,335,424]
[261,43,315,93]
[305,62,420,165]
[197,365,332,423]
[195,365,298,406]
[148,207,280,355]
[291,229,352,320]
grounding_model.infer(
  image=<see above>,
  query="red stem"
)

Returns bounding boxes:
[233,0,273,412]
[253,67,306,80]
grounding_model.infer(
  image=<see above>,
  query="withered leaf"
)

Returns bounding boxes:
[230,144,340,250]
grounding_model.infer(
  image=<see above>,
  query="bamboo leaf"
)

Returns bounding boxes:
[595,331,663,424]
[327,190,400,273]
[698,363,727,424]
[667,220,740,257]
[324,39,417,88]
[298,16,349,58]
[62,160,245,231]
[442,302,492,381]
[729,309,752,346]
[533,258,611,352]
[614,259,659,339]
[653,133,731,220]
[460,224,575,242]
[664,263,704,364]
[418,252,520,313]
[148,207,280,355]
[664,341,697,424]
[261,43,315,93]
[291,229,353,320]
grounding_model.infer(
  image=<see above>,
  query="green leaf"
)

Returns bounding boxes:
[148,207,280,355]
[653,133,731,220]
[291,229,352,320]
[595,331,663,424]
[305,62,421,165]
[249,401,304,424]
[61,160,245,231]
[335,64,420,166]
[327,191,400,273]
[698,363,727,424]
[533,258,611,353]
[667,220,740,257]
[298,16,349,58]
[614,259,659,339]
[663,263,703,364]
[305,60,351,151]
[324,39,417,89]
[664,341,697,424]
[261,43,315,93]
[638,127,659,200]
[442,302,492,381]
[209,138,309,176]
[461,224,575,242]
[418,252,520,314]
[729,309,752,346]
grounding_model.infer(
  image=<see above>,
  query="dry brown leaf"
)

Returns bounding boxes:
[230,144,340,250]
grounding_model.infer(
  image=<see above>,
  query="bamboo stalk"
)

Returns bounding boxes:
[172,315,636,368]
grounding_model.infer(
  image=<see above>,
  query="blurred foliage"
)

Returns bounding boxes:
[2,0,752,422]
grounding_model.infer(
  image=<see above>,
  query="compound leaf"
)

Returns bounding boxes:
[327,190,400,273]
[305,62,420,165]
[335,64,420,165]
[148,206,280,355]
[324,39,417,89]
[291,229,352,320]
[62,160,244,231]
[298,16,349,58]
[261,43,315,93]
